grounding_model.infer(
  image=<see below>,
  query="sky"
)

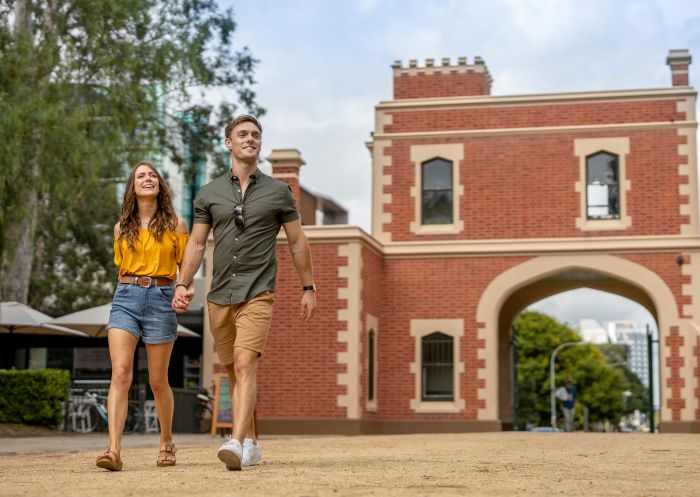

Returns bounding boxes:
[213,0,700,330]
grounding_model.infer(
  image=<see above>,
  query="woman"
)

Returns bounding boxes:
[96,162,188,471]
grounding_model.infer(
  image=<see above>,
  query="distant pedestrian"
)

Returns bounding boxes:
[561,376,577,432]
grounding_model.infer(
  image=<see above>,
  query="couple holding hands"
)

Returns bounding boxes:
[95,115,316,472]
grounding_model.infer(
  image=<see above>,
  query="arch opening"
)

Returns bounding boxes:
[498,267,659,430]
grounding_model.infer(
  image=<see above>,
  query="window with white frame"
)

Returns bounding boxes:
[410,318,464,413]
[409,143,464,235]
[574,137,631,231]
[586,151,620,220]
[421,332,454,401]
[421,159,453,225]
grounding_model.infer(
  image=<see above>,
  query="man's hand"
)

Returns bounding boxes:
[172,284,194,313]
[300,291,316,321]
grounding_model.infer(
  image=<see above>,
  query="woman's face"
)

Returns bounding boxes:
[134,164,160,198]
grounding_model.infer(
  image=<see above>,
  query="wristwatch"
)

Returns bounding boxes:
[303,283,316,292]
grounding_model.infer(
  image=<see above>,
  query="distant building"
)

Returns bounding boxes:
[576,319,609,344]
[606,321,650,388]
[300,186,348,226]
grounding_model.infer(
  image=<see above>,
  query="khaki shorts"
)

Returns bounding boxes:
[207,291,275,364]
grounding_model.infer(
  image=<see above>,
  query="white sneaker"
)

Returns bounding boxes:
[217,437,242,471]
[242,438,263,467]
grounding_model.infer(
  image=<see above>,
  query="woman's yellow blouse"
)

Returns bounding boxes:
[114,228,188,281]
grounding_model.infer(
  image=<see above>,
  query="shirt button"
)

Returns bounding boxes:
[232,273,236,277]
[237,189,241,193]
[233,256,237,259]
[234,237,238,241]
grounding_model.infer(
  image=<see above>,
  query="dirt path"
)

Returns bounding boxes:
[1,432,698,497]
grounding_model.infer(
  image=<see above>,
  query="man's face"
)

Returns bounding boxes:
[226,121,262,163]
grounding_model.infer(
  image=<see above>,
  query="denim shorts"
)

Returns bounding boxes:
[107,283,178,344]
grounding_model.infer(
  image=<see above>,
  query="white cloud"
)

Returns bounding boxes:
[529,288,657,332]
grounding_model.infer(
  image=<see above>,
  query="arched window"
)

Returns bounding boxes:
[586,151,620,220]
[421,158,453,225]
[368,330,376,402]
[421,332,454,401]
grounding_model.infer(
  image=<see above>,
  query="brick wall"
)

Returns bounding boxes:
[385,100,684,132]
[394,72,490,99]
[260,250,688,421]
[377,255,528,420]
[383,128,685,241]
[256,242,347,418]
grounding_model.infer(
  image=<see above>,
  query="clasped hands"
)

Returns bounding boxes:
[172,285,193,313]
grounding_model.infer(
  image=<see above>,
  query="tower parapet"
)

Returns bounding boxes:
[392,56,492,99]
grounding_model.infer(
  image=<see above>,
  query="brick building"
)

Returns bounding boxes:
[203,49,700,433]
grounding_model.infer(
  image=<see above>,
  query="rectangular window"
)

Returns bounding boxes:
[586,152,620,220]
[421,332,454,400]
[368,330,375,402]
[422,159,453,225]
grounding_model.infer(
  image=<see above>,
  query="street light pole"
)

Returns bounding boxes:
[550,341,586,429]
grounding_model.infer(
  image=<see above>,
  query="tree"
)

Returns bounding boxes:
[0,0,263,312]
[598,343,648,413]
[515,310,627,429]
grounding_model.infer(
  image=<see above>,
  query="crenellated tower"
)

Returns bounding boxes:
[392,56,493,99]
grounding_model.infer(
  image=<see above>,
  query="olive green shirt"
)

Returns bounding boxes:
[193,169,299,304]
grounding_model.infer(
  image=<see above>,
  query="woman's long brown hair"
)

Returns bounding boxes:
[117,162,178,249]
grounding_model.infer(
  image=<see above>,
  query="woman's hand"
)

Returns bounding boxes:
[172,284,194,313]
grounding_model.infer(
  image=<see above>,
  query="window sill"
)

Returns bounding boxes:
[410,220,464,235]
[410,399,464,413]
[576,216,631,231]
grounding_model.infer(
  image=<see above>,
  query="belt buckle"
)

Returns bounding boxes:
[136,276,152,287]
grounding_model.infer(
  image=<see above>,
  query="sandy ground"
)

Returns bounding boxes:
[1,432,699,497]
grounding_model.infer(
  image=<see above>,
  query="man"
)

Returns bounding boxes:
[561,376,577,432]
[172,114,316,470]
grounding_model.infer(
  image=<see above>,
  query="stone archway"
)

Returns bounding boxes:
[475,254,680,429]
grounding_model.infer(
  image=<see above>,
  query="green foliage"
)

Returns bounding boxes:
[515,311,628,428]
[0,369,71,426]
[598,343,649,412]
[0,0,264,311]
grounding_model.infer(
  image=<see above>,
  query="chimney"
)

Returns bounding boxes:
[267,148,305,208]
[667,49,691,87]
[392,56,493,99]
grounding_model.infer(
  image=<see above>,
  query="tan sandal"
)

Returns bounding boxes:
[96,449,123,471]
[157,442,176,467]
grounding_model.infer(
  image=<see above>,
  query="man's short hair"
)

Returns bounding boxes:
[225,115,263,139]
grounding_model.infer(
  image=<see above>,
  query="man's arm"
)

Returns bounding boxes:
[282,219,316,321]
[173,223,211,312]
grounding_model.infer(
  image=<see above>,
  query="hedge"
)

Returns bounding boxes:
[0,369,71,426]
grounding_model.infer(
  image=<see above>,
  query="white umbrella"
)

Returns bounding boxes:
[54,304,200,338]
[0,301,89,337]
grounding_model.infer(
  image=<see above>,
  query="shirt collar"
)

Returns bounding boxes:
[230,168,263,184]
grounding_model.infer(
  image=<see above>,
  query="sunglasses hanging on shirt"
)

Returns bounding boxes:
[233,203,245,229]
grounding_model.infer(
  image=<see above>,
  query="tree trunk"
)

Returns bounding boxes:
[0,198,38,303]
[0,0,37,304]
